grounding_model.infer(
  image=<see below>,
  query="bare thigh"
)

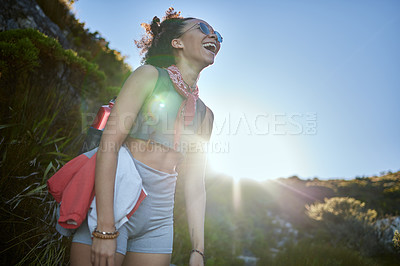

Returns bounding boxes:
[70,242,125,266]
[122,252,171,266]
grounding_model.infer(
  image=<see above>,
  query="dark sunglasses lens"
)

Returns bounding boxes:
[199,23,210,35]
[215,31,223,43]
[199,23,223,43]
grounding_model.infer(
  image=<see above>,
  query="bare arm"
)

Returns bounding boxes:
[91,65,158,265]
[179,107,214,265]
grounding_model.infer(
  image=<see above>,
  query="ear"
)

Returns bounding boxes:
[171,38,184,49]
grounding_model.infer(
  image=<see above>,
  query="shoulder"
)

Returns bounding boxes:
[205,106,214,123]
[130,64,159,81]
[122,64,159,95]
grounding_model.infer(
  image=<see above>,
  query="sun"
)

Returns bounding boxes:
[206,107,314,181]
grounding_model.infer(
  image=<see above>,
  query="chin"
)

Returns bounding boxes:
[206,58,215,66]
[193,51,216,70]
[198,60,214,70]
[202,55,216,67]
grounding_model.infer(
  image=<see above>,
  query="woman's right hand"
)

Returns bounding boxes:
[91,238,117,266]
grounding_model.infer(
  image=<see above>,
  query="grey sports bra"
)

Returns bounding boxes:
[129,66,207,153]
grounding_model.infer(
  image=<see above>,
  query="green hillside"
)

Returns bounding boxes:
[0,0,131,264]
[0,0,399,265]
[172,171,400,265]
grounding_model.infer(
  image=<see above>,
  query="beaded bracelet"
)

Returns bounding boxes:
[191,249,205,262]
[92,227,119,239]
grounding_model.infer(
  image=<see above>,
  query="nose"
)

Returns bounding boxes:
[208,32,217,40]
[207,30,222,43]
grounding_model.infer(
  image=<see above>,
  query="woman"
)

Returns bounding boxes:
[69,8,222,266]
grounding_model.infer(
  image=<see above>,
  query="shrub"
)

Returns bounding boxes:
[0,28,106,265]
[393,230,400,250]
[306,197,383,256]
[306,197,377,224]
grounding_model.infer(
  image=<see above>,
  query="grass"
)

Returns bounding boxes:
[272,240,379,266]
[0,29,89,265]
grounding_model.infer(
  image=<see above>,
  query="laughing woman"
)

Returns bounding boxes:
[69,8,222,266]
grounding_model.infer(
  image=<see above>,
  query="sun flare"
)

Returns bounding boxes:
[206,101,315,181]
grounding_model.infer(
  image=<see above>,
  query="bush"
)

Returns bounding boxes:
[0,11,129,265]
[306,197,382,256]
[0,28,107,265]
[306,197,377,223]
[393,230,400,250]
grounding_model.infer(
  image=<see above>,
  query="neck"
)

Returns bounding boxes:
[175,61,201,89]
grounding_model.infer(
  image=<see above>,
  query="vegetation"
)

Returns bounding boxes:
[306,197,381,256]
[36,0,132,99]
[273,240,379,266]
[393,230,400,250]
[172,173,400,265]
[0,1,130,263]
[0,28,99,265]
[1,0,399,265]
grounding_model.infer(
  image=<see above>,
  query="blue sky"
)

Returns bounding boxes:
[72,0,400,180]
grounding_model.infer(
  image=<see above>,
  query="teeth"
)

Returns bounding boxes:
[202,43,216,52]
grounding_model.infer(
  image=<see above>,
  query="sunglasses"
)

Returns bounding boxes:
[178,22,223,43]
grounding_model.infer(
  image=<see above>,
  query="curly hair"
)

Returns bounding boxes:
[135,7,194,68]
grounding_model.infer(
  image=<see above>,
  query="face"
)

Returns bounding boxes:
[173,19,222,67]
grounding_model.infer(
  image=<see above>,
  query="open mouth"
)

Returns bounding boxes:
[202,42,217,53]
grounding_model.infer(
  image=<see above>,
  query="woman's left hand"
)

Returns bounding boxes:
[189,251,204,266]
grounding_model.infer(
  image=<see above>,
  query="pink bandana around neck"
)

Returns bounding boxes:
[166,65,199,150]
